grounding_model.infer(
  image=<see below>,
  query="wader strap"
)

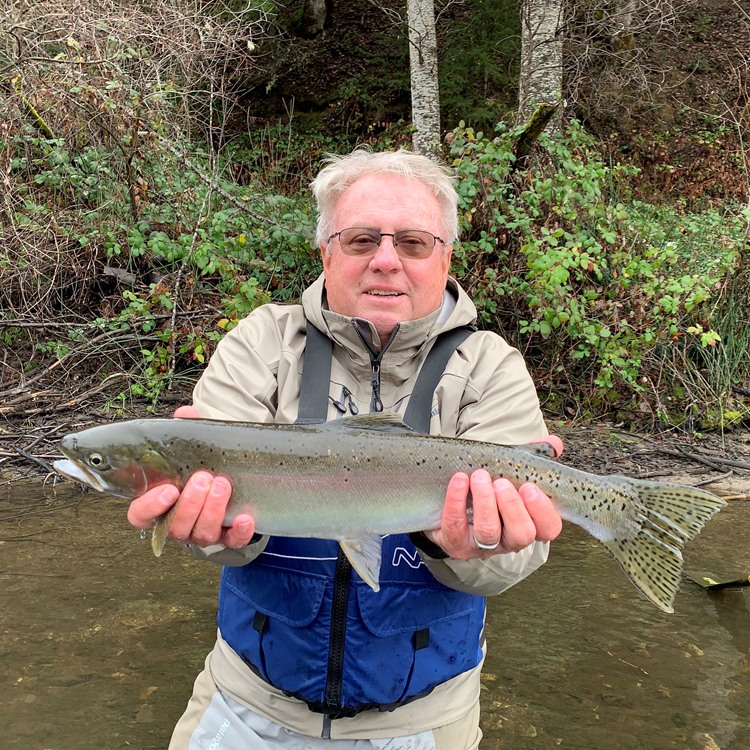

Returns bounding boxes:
[295,323,332,424]
[401,325,476,434]
[296,323,476,428]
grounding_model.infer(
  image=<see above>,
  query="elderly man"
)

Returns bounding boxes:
[128,149,563,750]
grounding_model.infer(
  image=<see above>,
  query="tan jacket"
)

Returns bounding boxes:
[189,273,550,738]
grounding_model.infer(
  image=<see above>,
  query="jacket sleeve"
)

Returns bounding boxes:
[418,543,549,596]
[183,307,294,564]
[422,330,553,596]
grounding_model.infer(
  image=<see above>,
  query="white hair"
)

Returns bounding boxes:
[310,148,459,247]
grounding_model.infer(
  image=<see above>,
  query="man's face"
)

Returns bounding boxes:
[321,174,452,343]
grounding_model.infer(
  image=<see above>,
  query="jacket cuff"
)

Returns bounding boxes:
[409,531,449,560]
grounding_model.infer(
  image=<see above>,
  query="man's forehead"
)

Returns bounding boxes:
[334,175,441,221]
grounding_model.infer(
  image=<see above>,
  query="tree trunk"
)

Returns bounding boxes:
[407,0,441,157]
[295,0,329,38]
[518,0,564,122]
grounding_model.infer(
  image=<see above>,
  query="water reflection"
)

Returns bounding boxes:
[1,481,747,749]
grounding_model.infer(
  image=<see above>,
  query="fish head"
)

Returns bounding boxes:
[54,423,180,499]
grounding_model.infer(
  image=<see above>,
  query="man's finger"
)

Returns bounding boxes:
[519,483,563,542]
[189,475,233,547]
[529,434,563,458]
[165,470,213,541]
[222,514,256,549]
[127,485,179,529]
[493,478,537,551]
[468,470,501,549]
[174,404,202,419]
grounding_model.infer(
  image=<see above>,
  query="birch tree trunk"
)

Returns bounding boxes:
[407,0,441,157]
[518,0,565,121]
[296,0,328,38]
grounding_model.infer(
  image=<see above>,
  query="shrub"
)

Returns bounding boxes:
[449,120,748,426]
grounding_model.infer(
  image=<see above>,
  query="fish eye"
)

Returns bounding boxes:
[86,452,110,470]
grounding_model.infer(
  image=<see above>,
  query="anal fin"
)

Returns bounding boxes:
[339,535,383,592]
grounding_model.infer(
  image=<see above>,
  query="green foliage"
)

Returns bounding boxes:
[3,125,321,406]
[449,121,748,426]
[5,113,748,426]
[439,0,521,129]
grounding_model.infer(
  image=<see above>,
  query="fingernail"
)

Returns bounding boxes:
[524,484,542,501]
[493,478,513,492]
[193,473,211,491]
[454,474,469,490]
[158,487,177,506]
[236,520,251,534]
[212,476,231,495]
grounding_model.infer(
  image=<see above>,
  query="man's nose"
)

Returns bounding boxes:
[369,235,402,269]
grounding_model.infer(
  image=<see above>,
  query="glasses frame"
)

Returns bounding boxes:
[326,227,446,259]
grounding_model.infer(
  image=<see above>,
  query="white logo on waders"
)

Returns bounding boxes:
[392,547,425,569]
[207,718,231,749]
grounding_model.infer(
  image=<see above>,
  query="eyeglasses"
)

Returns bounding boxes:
[326,227,446,259]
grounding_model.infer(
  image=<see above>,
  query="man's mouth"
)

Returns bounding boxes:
[366,290,403,297]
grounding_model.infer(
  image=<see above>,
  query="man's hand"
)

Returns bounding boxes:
[125,406,256,549]
[425,435,564,560]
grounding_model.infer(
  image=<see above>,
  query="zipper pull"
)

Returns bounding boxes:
[344,387,359,415]
[330,387,359,416]
[371,363,383,413]
[329,395,347,415]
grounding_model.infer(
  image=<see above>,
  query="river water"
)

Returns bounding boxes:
[1,479,748,749]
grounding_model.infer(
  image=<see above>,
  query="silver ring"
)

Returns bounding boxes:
[474,537,500,551]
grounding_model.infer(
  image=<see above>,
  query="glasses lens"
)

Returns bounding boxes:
[337,228,381,255]
[335,228,438,258]
[393,230,435,258]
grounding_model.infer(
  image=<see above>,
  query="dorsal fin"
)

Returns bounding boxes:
[331,412,416,434]
[514,441,559,460]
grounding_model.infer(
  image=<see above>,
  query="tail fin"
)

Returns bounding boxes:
[601,482,726,613]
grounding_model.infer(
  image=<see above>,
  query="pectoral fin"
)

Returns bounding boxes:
[339,535,383,592]
[151,506,176,557]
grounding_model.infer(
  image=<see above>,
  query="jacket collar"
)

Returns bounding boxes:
[301,273,477,366]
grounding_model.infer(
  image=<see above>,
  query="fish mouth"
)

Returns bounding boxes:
[53,458,111,492]
[53,456,146,499]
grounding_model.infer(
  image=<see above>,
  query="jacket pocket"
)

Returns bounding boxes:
[344,583,484,707]
[221,563,326,626]
[218,564,331,701]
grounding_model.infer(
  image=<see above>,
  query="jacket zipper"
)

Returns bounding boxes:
[351,322,400,413]
[322,550,352,736]
[321,322,400,735]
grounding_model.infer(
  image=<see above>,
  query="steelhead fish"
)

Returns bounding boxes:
[53,414,726,613]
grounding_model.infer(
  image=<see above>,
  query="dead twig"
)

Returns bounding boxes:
[6,447,55,474]
[692,470,734,487]
[657,447,750,472]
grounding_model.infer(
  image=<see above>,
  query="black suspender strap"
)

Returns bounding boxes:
[401,325,476,434]
[295,323,332,424]
[296,322,476,429]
